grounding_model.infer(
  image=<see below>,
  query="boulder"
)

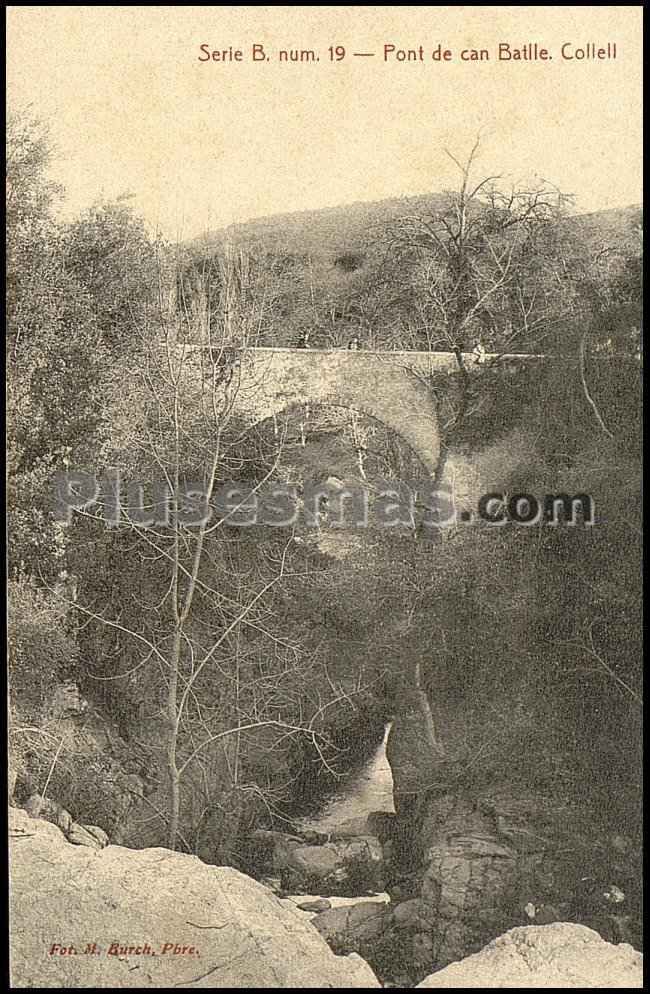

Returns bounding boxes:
[246,828,303,872]
[312,901,392,954]
[416,923,643,988]
[271,836,306,873]
[297,898,332,913]
[67,822,106,849]
[285,836,384,894]
[289,844,342,878]
[285,893,390,914]
[81,824,110,848]
[9,807,381,988]
[334,835,383,865]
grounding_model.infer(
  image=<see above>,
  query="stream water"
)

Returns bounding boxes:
[296,723,395,833]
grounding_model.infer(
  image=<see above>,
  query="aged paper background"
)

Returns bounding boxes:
[7,6,643,236]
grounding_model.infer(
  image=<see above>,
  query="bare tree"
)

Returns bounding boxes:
[58,246,360,853]
[388,137,572,486]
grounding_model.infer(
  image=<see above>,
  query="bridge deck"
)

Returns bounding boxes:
[184,345,547,360]
[182,345,637,365]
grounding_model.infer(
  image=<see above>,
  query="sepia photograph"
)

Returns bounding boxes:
[6,6,643,988]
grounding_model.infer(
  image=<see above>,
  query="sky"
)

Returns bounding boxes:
[6,6,643,240]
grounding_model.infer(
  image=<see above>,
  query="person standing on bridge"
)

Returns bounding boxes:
[472,342,487,365]
[347,335,361,350]
[296,330,311,348]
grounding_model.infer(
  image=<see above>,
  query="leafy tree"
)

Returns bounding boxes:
[63,200,162,352]
[6,111,110,578]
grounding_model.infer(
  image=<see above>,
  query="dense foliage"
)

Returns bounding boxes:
[7,111,642,875]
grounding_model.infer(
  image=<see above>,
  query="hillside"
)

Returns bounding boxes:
[192,195,641,263]
[191,193,450,259]
[181,194,641,354]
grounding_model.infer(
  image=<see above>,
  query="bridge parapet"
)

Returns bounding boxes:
[174,346,586,477]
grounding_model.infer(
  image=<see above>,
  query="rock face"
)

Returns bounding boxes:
[386,691,443,817]
[11,686,157,850]
[392,898,433,931]
[9,808,380,988]
[415,923,643,988]
[407,789,643,972]
[312,901,392,954]
[408,795,521,966]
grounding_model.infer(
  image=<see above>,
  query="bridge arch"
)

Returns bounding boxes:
[228,348,442,477]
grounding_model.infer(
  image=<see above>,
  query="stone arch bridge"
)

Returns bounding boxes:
[187,346,544,476]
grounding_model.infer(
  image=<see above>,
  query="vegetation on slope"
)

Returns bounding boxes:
[7,111,642,894]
